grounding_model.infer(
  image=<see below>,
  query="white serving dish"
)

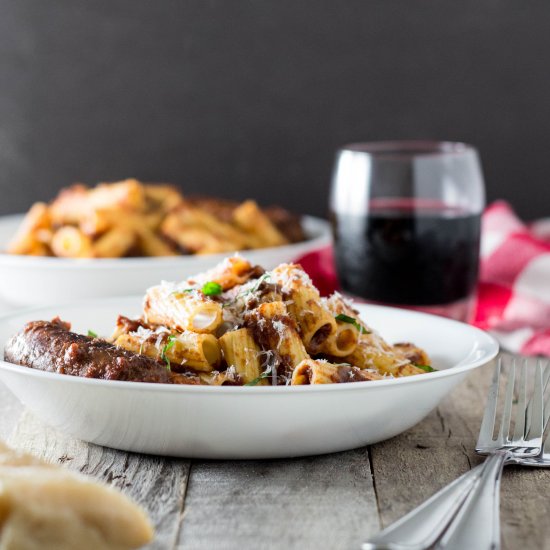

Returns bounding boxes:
[0,214,330,307]
[0,298,498,459]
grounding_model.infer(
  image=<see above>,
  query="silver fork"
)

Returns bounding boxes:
[434,358,544,549]
[362,358,545,550]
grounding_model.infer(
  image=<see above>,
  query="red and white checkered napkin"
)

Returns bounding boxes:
[294,201,550,357]
[474,201,550,356]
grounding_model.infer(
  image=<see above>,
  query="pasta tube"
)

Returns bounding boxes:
[51,226,93,258]
[89,179,146,211]
[247,302,308,376]
[161,204,249,251]
[169,372,202,385]
[322,292,423,374]
[114,331,221,372]
[161,221,236,254]
[49,184,91,225]
[219,328,265,384]
[188,255,263,291]
[394,363,429,377]
[91,226,136,258]
[81,209,163,236]
[51,180,145,227]
[198,369,241,385]
[143,183,184,212]
[316,321,359,357]
[270,264,337,353]
[24,242,50,256]
[135,226,177,257]
[291,359,383,385]
[6,202,51,255]
[232,200,288,247]
[342,334,423,377]
[323,292,372,334]
[393,342,431,367]
[143,285,223,333]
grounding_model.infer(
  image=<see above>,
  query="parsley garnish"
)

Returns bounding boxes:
[251,273,271,293]
[416,364,436,373]
[222,273,272,309]
[334,314,371,334]
[171,288,194,296]
[245,372,270,386]
[161,335,177,370]
[87,330,98,338]
[201,281,223,296]
[245,347,276,385]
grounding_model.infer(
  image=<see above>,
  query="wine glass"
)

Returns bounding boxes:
[329,141,485,322]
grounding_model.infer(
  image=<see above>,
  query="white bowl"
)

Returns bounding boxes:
[0,298,498,459]
[0,214,330,307]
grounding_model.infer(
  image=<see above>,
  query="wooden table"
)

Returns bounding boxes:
[1,355,549,550]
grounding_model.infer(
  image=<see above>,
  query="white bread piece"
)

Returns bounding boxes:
[0,441,153,550]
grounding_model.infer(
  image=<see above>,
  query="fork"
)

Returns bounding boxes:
[434,358,544,549]
[362,358,545,550]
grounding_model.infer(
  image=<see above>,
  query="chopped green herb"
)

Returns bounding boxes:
[245,372,270,386]
[222,273,272,308]
[87,330,98,338]
[334,314,371,334]
[171,288,194,296]
[415,364,436,373]
[201,281,223,296]
[161,335,177,370]
[251,273,271,293]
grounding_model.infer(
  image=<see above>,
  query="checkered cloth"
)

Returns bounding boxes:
[474,201,550,356]
[295,201,550,357]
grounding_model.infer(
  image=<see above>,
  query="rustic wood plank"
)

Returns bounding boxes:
[0,381,23,440]
[369,363,491,527]
[177,449,380,550]
[370,356,550,550]
[9,411,191,550]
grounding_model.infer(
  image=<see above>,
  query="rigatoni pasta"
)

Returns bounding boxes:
[143,284,223,333]
[232,200,288,248]
[219,328,265,384]
[245,301,309,380]
[317,321,359,357]
[291,359,383,385]
[7,180,305,258]
[104,255,435,386]
[270,264,337,354]
[114,331,221,372]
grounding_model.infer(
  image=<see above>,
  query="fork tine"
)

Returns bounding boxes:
[526,361,544,440]
[544,371,550,430]
[526,359,550,431]
[543,360,550,391]
[543,390,550,452]
[477,359,501,448]
[538,359,550,430]
[512,359,527,441]
[497,360,515,445]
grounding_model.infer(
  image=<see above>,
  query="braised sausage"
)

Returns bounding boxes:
[4,318,172,383]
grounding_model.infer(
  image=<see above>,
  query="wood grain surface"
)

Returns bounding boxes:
[2,358,550,550]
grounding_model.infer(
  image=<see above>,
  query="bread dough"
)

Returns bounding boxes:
[0,441,153,550]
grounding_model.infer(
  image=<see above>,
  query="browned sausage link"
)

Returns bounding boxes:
[4,318,172,383]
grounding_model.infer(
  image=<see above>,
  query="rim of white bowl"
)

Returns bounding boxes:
[0,300,499,394]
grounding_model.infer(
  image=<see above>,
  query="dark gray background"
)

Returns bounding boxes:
[0,0,549,219]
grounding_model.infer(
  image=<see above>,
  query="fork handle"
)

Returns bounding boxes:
[361,463,484,550]
[435,451,509,550]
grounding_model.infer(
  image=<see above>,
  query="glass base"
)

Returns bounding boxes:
[342,293,476,324]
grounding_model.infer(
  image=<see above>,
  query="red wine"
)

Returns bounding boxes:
[331,201,481,306]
